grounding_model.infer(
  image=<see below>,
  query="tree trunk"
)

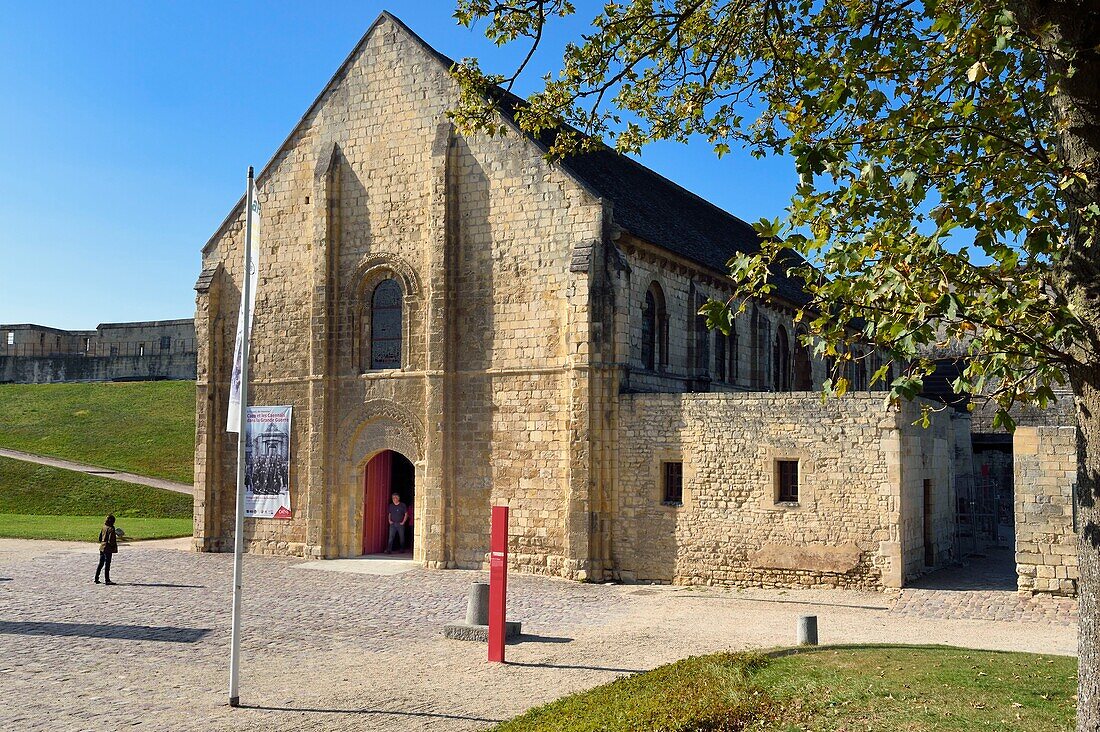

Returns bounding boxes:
[1015,2,1100,729]
[1077,370,1100,731]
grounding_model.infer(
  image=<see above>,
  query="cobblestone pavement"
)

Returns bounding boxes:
[890,547,1078,626]
[0,541,1078,732]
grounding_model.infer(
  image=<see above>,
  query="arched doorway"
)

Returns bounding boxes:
[362,450,415,555]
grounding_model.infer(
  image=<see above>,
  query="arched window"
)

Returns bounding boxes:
[793,328,814,390]
[369,279,402,370]
[730,322,740,383]
[641,291,657,370]
[641,282,667,371]
[773,325,792,392]
[752,306,771,389]
[714,329,727,382]
[848,349,868,391]
[694,305,710,376]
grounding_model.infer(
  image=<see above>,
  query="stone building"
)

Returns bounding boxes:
[0,319,196,383]
[194,12,969,590]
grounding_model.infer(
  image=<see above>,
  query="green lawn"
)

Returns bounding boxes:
[0,455,193,541]
[0,515,192,541]
[0,381,196,482]
[492,646,1076,732]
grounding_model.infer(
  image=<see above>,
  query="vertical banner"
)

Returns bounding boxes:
[244,405,292,519]
[227,187,262,432]
[487,504,509,663]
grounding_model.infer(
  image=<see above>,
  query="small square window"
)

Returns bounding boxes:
[662,461,683,505]
[777,460,799,503]
[160,336,171,350]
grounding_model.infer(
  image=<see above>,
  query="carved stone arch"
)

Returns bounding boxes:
[328,399,426,559]
[335,399,425,466]
[348,252,422,299]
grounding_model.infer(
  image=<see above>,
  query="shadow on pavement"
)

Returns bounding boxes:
[908,547,1018,592]
[239,705,500,724]
[514,634,573,644]
[0,621,211,643]
[504,661,643,673]
[120,583,206,589]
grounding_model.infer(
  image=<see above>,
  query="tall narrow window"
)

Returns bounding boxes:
[730,324,739,382]
[714,331,727,382]
[752,307,770,389]
[773,325,792,391]
[777,460,799,503]
[694,303,710,376]
[793,328,813,390]
[642,290,657,370]
[371,279,403,370]
[849,350,867,390]
[662,461,683,505]
[641,282,667,371]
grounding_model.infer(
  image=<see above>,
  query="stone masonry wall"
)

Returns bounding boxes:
[614,242,824,394]
[194,16,603,579]
[613,392,956,589]
[1015,426,1078,596]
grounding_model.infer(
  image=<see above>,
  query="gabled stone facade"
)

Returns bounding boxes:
[194,13,962,589]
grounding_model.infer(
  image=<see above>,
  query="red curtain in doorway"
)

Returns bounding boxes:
[363,451,392,555]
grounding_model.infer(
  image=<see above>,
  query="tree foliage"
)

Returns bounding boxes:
[451,0,1098,428]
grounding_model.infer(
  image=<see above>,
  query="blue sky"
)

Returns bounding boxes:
[0,1,796,330]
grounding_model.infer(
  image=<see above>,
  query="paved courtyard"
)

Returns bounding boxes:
[0,540,1077,732]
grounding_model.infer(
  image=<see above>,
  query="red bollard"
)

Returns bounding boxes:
[487,504,509,663]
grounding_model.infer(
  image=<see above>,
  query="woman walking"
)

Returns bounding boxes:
[95,514,118,585]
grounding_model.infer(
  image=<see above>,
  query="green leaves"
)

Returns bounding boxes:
[450,0,1090,430]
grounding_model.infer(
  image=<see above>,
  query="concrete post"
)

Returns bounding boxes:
[797,615,818,645]
[465,582,490,626]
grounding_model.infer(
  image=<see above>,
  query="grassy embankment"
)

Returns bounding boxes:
[0,381,196,540]
[492,646,1076,732]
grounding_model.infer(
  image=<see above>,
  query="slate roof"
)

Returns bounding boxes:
[551,138,814,308]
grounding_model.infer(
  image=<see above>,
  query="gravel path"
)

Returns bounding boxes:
[0,447,193,494]
[0,540,1076,732]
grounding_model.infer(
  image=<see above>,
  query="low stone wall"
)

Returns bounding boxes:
[0,353,196,383]
[1014,426,1078,596]
[613,392,956,590]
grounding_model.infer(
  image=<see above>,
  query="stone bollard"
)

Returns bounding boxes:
[465,582,490,626]
[797,615,818,646]
[443,581,522,642]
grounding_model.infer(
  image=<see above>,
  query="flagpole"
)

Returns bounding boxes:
[229,166,254,708]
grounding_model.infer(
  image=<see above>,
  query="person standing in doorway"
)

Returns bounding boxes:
[386,493,408,554]
[95,515,118,585]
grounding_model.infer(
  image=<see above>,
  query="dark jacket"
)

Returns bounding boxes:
[99,525,118,554]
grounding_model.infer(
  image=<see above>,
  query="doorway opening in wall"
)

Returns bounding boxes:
[362,450,415,556]
[923,479,935,568]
